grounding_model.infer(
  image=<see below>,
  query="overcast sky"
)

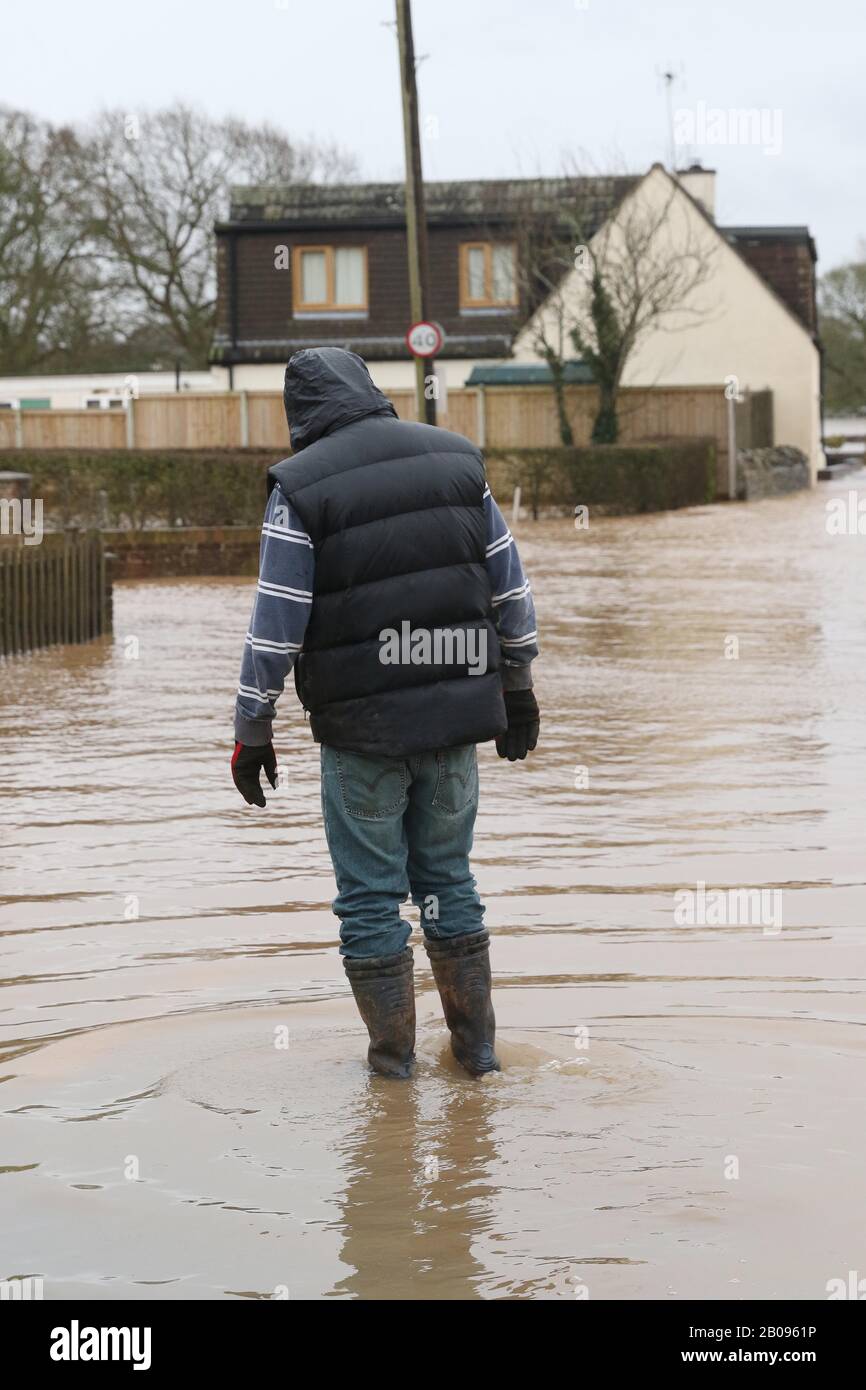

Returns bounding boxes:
[6,0,864,270]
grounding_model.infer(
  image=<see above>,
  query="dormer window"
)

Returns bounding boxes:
[293,246,368,315]
[459,242,518,309]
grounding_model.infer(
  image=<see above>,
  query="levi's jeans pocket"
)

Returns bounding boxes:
[431,745,478,816]
[335,750,409,820]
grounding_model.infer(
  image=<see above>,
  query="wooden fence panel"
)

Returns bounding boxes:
[439,389,482,443]
[246,393,290,450]
[388,390,418,422]
[0,384,745,471]
[483,384,729,456]
[20,410,126,450]
[133,393,242,449]
[0,533,111,657]
[615,387,728,452]
[736,388,773,449]
[485,386,588,447]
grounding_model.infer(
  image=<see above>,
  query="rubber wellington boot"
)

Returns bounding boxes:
[425,929,500,1076]
[343,947,416,1079]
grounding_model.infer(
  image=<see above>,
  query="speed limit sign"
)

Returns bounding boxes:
[405,320,444,358]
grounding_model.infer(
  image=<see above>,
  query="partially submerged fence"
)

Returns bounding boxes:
[0,385,772,487]
[0,532,111,657]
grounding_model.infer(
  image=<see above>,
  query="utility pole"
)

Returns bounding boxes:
[395,0,436,425]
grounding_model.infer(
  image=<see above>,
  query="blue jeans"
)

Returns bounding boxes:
[320,744,485,959]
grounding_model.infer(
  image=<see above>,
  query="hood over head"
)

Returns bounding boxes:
[283,347,398,452]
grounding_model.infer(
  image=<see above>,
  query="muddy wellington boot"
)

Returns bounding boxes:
[343,948,416,1079]
[425,929,500,1077]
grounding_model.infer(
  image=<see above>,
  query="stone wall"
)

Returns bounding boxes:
[736,446,810,501]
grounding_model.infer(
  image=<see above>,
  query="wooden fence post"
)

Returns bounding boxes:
[727,393,738,500]
[12,546,22,654]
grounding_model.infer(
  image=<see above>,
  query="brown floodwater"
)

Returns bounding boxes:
[1,473,864,1301]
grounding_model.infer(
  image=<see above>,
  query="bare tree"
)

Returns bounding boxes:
[0,108,103,373]
[520,167,717,444]
[79,104,359,366]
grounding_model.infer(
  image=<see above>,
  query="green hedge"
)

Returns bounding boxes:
[5,437,716,531]
[2,449,275,530]
[485,439,717,516]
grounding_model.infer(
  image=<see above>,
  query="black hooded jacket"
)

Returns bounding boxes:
[268,347,507,756]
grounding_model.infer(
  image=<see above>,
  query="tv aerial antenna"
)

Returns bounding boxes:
[656,63,685,171]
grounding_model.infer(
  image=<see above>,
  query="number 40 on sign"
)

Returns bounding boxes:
[405,321,444,358]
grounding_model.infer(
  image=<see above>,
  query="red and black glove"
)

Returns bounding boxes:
[231,741,278,807]
[495,689,540,762]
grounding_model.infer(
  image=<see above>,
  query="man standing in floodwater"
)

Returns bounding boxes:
[230,347,539,1079]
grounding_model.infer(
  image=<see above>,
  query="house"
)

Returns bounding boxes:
[511,164,823,478]
[211,176,635,390]
[207,165,820,478]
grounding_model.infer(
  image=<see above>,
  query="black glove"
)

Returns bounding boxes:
[495,689,540,762]
[231,740,278,806]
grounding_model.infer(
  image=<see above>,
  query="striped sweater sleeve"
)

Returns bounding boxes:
[484,484,539,690]
[234,486,314,746]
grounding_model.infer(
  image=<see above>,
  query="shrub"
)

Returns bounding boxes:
[3,437,716,532]
[485,439,716,516]
[2,448,275,531]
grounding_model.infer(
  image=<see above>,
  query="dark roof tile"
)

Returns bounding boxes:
[226,175,638,234]
[721,227,817,331]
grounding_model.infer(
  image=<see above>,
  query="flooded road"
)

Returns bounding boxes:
[1,473,864,1301]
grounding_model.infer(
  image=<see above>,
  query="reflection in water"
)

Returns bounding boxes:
[332,1069,498,1301]
[1,474,865,1299]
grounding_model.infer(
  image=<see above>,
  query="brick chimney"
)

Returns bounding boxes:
[676,163,716,220]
